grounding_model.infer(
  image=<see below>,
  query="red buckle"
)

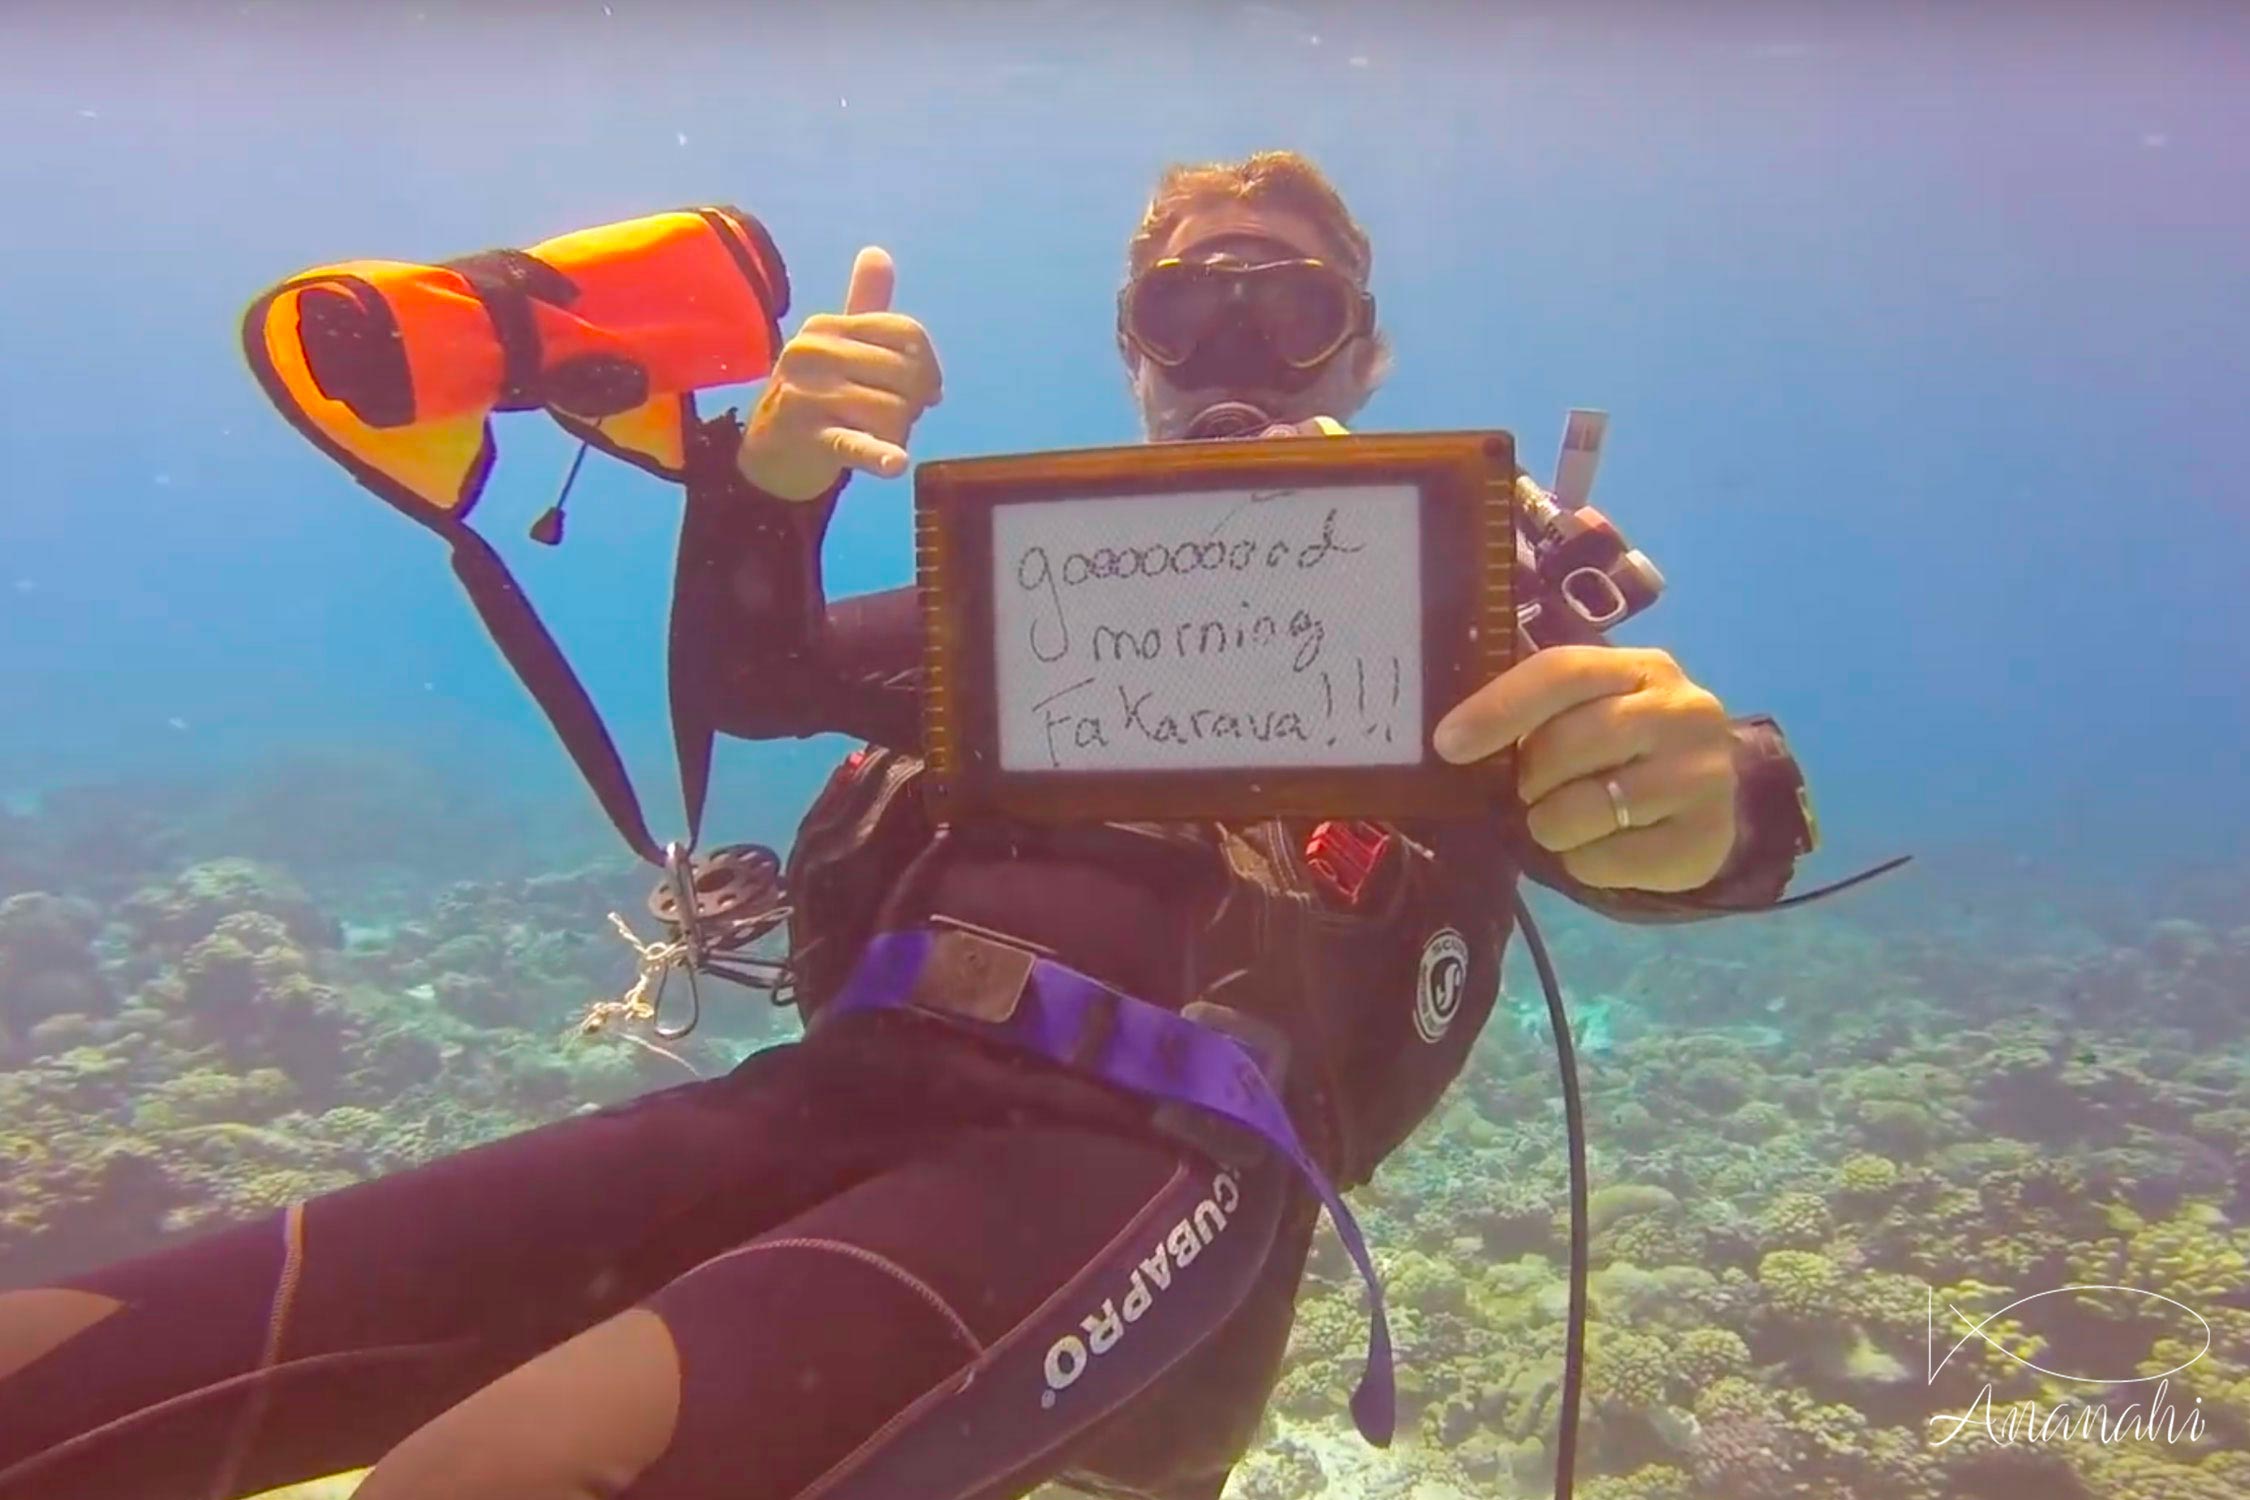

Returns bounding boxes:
[1305,820,1393,907]
[824,746,874,793]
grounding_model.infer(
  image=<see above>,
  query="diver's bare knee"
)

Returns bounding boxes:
[354,1308,683,1500]
[0,1289,123,1384]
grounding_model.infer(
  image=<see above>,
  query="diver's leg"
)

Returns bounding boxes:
[0,1033,927,1500]
[352,1119,1292,1500]
[0,1288,119,1385]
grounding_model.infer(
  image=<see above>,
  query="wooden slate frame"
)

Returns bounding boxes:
[915,429,1518,824]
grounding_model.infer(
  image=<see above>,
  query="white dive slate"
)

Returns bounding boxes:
[990,483,1424,775]
[913,429,1516,824]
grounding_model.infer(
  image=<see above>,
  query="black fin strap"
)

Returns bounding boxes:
[447,525,665,866]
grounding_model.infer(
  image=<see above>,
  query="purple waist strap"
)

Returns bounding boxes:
[821,927,1396,1448]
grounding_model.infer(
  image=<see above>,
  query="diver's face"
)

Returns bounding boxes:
[1123,203,1378,440]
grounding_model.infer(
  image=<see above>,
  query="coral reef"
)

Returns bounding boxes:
[119,858,340,955]
[1262,888,2250,1497]
[3,771,2248,1498]
[0,834,705,1281]
[0,891,113,1055]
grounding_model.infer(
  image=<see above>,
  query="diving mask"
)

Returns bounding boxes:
[1118,254,1374,386]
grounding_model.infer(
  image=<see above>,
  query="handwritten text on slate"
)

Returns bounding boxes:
[990,485,1423,773]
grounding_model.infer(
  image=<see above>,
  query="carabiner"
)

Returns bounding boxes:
[654,841,706,1040]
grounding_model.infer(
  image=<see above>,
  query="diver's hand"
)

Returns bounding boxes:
[1432,645,1740,891]
[736,246,944,501]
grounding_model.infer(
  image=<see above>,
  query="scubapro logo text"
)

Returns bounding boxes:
[1042,1168,1241,1408]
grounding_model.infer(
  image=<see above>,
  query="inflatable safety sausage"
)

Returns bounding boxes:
[240,207,793,864]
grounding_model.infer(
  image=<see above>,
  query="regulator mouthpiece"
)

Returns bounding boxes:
[1184,401,1276,440]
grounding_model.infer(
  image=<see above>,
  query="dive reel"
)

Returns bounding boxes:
[632,841,794,1039]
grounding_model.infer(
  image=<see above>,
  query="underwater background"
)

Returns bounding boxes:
[2,2,2245,1497]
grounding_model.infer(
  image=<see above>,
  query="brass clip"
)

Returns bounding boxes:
[906,918,1046,1024]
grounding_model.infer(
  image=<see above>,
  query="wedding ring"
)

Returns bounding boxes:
[1604,777,1633,831]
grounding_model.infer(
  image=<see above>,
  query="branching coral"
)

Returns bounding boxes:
[1756,1191,1834,1249]
[1757,1249,1846,1324]
[1853,1098,1942,1156]
[0,891,111,1038]
[1835,1150,1903,1200]
[1846,1269,1932,1345]
[1925,1278,2049,1398]
[2074,1201,2250,1307]
[2061,1444,2250,1500]
[1575,1462,1691,1500]
[1606,1211,1703,1270]
[130,1066,296,1133]
[1674,1326,1751,1388]
[1587,1183,1681,1233]
[119,858,336,953]
[1673,1058,1753,1114]
[1604,1098,1663,1148]
[2142,1316,2250,1440]
[1688,1402,1797,1499]
[1721,1100,1788,1142]
[168,912,359,1091]
[1269,1281,1362,1422]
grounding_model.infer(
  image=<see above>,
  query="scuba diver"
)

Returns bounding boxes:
[0,151,1827,1500]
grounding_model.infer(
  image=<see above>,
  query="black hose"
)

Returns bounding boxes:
[1511,889,1587,1500]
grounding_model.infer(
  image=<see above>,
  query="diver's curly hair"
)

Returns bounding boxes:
[1124,149,1389,381]
[1125,149,1373,285]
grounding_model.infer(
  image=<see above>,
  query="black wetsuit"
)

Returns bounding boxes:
[0,416,1807,1500]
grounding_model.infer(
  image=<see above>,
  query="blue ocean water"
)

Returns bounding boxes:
[2,3,2247,1497]
[3,0,2242,881]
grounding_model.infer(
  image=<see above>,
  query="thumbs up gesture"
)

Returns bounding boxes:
[736,246,946,501]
